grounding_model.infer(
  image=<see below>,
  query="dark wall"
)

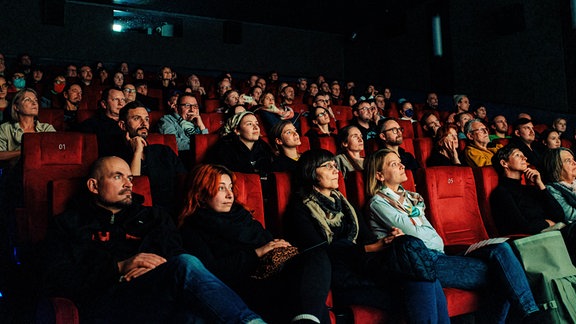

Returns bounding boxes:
[0,0,573,116]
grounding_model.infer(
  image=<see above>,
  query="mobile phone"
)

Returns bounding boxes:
[243,95,254,104]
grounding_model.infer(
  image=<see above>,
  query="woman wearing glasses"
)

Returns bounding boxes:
[285,149,451,324]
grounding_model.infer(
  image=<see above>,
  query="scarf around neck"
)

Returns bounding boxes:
[303,190,359,244]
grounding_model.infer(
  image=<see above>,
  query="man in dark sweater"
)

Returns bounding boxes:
[39,156,264,323]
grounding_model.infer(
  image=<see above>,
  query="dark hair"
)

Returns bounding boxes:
[491,143,521,176]
[297,149,335,194]
[542,147,574,183]
[100,86,123,103]
[119,100,146,122]
[540,128,560,146]
[513,118,533,131]
[269,120,294,153]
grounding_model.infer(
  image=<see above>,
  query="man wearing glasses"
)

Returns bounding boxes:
[158,93,208,152]
[350,99,378,142]
[377,117,420,172]
[463,118,503,167]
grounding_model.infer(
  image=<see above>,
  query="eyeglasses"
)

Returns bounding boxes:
[383,127,404,134]
[123,88,136,93]
[54,80,65,85]
[317,162,339,171]
[316,111,328,118]
[470,127,488,134]
[179,103,199,109]
[0,84,8,89]
[358,106,371,112]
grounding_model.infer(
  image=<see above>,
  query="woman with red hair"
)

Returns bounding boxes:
[178,164,330,323]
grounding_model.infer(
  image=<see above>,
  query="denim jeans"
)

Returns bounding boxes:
[403,279,450,324]
[432,243,538,323]
[87,254,264,323]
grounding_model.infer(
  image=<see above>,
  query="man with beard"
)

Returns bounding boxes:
[61,82,83,131]
[115,101,187,213]
[377,117,420,172]
[39,156,265,323]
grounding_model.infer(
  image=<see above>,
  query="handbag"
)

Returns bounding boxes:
[513,231,576,323]
[388,235,438,282]
[251,246,299,280]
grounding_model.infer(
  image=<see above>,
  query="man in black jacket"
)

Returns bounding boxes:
[39,156,264,323]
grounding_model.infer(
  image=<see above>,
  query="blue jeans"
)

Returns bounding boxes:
[403,279,450,324]
[432,243,538,323]
[87,254,264,323]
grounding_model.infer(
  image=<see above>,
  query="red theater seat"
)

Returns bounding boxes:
[202,112,225,133]
[203,99,221,113]
[38,109,65,131]
[148,110,164,132]
[472,166,501,237]
[416,166,486,316]
[19,132,99,243]
[190,133,220,165]
[397,119,415,139]
[413,137,434,168]
[146,133,178,156]
[234,172,266,228]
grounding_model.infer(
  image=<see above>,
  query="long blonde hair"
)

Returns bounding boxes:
[364,148,399,197]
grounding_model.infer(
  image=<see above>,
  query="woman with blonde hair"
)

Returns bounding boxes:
[365,149,542,323]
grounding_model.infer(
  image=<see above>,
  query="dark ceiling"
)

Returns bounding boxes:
[79,0,424,36]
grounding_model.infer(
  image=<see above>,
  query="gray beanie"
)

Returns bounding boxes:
[453,94,467,106]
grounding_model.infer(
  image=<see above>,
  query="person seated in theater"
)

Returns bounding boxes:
[427,124,464,167]
[111,101,187,213]
[184,73,207,106]
[489,115,510,142]
[256,87,297,135]
[329,81,343,106]
[40,75,66,109]
[334,125,365,179]
[455,112,473,139]
[542,147,576,225]
[552,117,568,140]
[472,102,488,123]
[60,82,83,131]
[178,163,322,323]
[38,156,265,323]
[270,120,302,173]
[134,80,159,111]
[206,111,274,176]
[422,91,439,111]
[305,105,337,143]
[376,117,420,172]
[453,94,470,114]
[0,88,56,163]
[0,75,11,122]
[397,99,417,123]
[419,111,442,138]
[541,128,562,149]
[463,119,503,167]
[490,143,564,236]
[152,66,177,104]
[349,98,378,142]
[157,93,208,152]
[78,87,127,156]
[122,83,137,104]
[293,77,307,104]
[509,117,546,170]
[285,149,452,324]
[365,149,543,324]
[78,64,102,99]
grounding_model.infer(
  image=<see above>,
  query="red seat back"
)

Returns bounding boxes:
[76,109,97,124]
[491,137,509,146]
[413,137,434,168]
[416,166,489,246]
[310,136,338,154]
[397,119,415,139]
[471,166,501,237]
[50,175,153,217]
[345,169,415,212]
[331,105,353,121]
[148,110,164,133]
[190,133,220,165]
[201,112,225,133]
[38,109,65,132]
[203,99,221,113]
[146,133,178,156]
[234,172,266,227]
[399,138,415,157]
[20,132,99,242]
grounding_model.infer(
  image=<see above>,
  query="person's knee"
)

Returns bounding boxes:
[172,253,206,271]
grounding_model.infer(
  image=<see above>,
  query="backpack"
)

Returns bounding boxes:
[513,231,576,323]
